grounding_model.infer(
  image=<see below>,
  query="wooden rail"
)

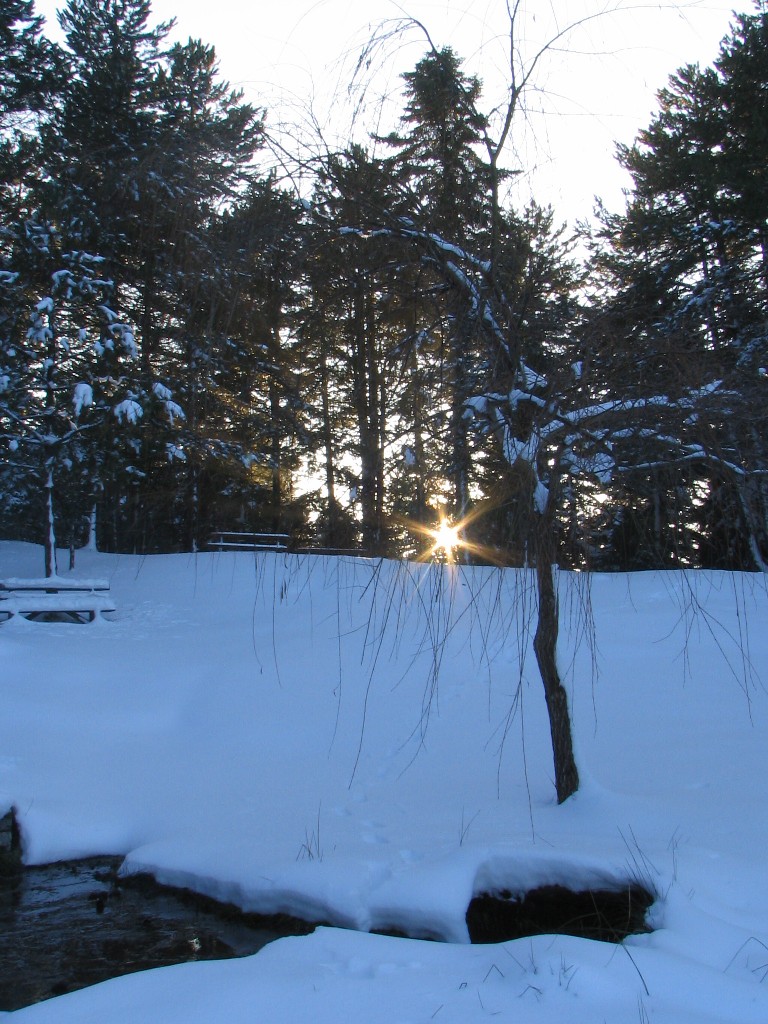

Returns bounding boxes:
[294,547,366,556]
[208,531,290,552]
[207,534,366,557]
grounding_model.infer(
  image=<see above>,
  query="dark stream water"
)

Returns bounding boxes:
[0,850,655,1012]
[0,857,306,1011]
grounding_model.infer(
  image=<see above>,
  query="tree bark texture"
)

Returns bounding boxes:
[532,515,580,804]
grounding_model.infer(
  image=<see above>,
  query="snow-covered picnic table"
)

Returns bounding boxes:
[0,577,115,623]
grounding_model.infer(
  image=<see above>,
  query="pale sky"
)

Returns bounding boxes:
[34,0,740,224]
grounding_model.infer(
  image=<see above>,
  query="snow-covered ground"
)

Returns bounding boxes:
[2,540,768,1022]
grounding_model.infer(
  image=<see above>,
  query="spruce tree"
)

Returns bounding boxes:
[381,48,493,528]
[0,217,140,572]
[34,0,264,551]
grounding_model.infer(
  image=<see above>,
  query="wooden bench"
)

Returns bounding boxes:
[0,577,115,624]
[208,531,290,552]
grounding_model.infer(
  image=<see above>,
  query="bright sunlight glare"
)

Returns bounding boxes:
[430,519,461,557]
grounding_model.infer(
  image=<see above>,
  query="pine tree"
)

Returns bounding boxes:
[592,4,768,570]
[380,48,493,528]
[306,146,410,554]
[181,177,308,545]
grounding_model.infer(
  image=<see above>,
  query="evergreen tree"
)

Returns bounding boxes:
[32,0,264,551]
[306,146,410,555]
[382,46,490,238]
[0,1,56,121]
[0,217,140,572]
[0,0,60,221]
[592,3,768,570]
[381,48,493,528]
[181,178,308,545]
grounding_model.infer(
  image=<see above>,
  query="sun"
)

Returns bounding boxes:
[430,518,461,557]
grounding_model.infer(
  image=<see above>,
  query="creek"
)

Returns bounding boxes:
[0,845,654,1011]
[0,857,309,1011]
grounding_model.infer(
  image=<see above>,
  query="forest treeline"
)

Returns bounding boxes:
[1,0,767,574]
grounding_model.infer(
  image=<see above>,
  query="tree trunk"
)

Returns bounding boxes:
[85,504,98,551]
[531,490,579,804]
[43,463,58,578]
[736,474,768,573]
[319,336,339,542]
[269,378,282,533]
[352,282,385,555]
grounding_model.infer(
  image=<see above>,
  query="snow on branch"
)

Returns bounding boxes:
[153,382,185,424]
[338,218,752,517]
[466,372,740,514]
[72,382,93,417]
[114,399,143,424]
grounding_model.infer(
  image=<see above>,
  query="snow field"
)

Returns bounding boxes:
[1,542,768,1022]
